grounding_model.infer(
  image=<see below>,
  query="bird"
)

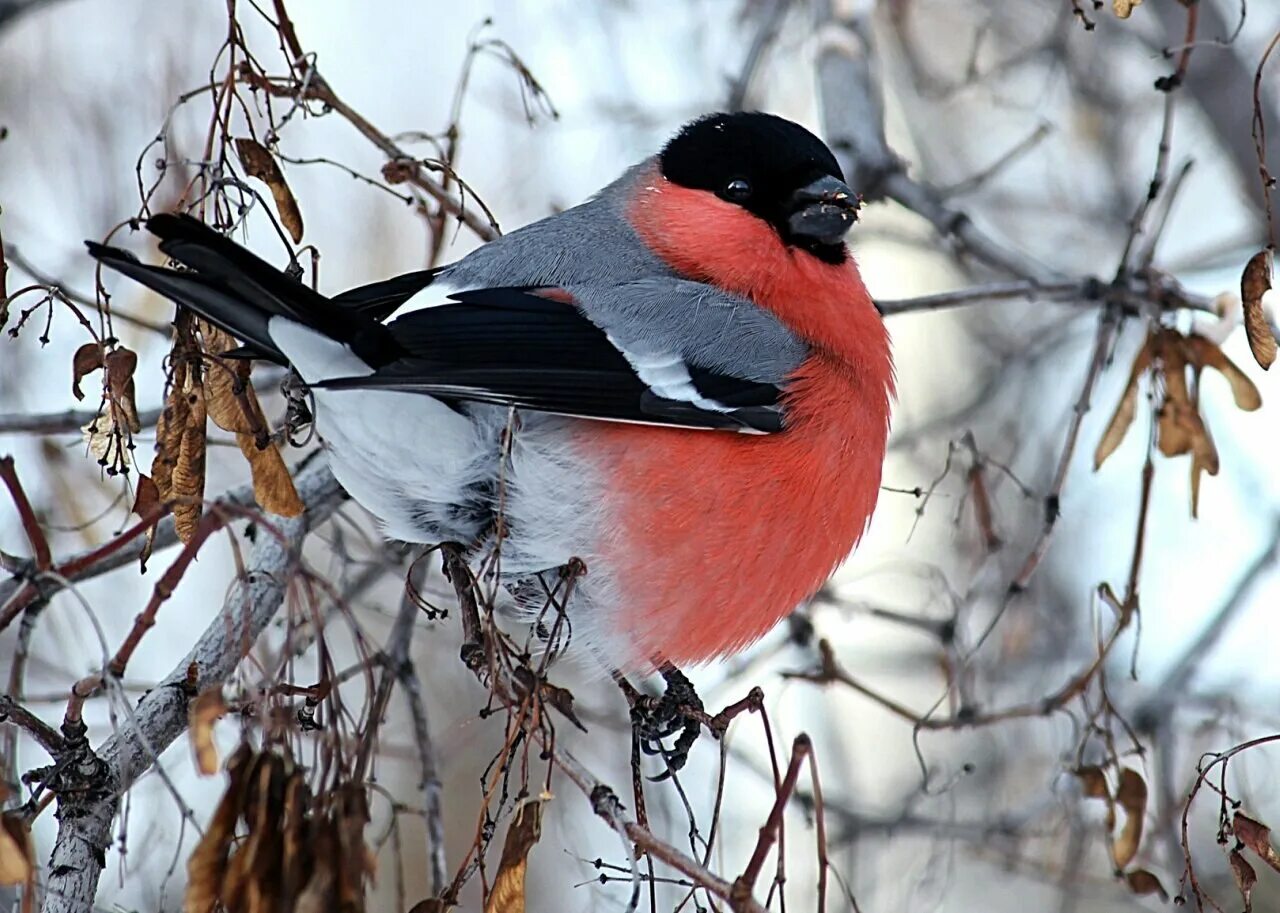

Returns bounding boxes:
[88,111,894,694]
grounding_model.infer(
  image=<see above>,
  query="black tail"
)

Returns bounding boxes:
[87,214,434,366]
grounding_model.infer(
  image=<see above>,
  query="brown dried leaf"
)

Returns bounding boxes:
[1123,869,1167,901]
[152,318,208,544]
[235,137,304,243]
[1074,765,1111,800]
[203,326,258,437]
[1095,337,1153,469]
[189,689,227,776]
[1185,334,1263,412]
[185,745,251,913]
[132,473,160,520]
[0,814,33,887]
[204,325,303,517]
[294,853,336,913]
[241,434,304,517]
[81,409,132,473]
[104,347,141,432]
[1230,849,1257,912]
[71,341,103,400]
[1241,249,1276,369]
[223,753,287,913]
[1189,403,1218,519]
[170,379,207,542]
[1155,331,1198,457]
[484,800,544,913]
[1234,811,1280,872]
[1112,0,1143,18]
[279,774,309,908]
[1111,768,1147,869]
[336,784,374,907]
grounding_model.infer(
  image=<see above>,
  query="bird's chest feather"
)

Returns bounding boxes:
[577,178,894,668]
[580,354,885,668]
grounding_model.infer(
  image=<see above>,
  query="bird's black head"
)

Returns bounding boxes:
[659,112,858,264]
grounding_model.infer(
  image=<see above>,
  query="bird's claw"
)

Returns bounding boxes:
[629,666,705,779]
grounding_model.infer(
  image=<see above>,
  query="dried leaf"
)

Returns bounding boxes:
[189,689,227,776]
[204,325,303,517]
[235,137,304,243]
[484,799,544,913]
[1230,849,1257,912]
[152,340,207,544]
[170,379,207,542]
[1241,249,1276,369]
[1155,331,1198,458]
[279,774,309,907]
[241,435,305,517]
[132,473,161,520]
[1234,811,1280,872]
[104,347,142,432]
[1112,0,1143,18]
[336,784,374,907]
[1185,334,1263,412]
[1095,337,1153,469]
[71,341,103,400]
[0,814,33,887]
[81,409,132,473]
[1124,869,1167,901]
[185,745,252,913]
[1074,765,1111,800]
[1111,768,1147,869]
[293,853,336,913]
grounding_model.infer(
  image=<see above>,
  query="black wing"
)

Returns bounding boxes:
[330,268,442,321]
[315,288,786,433]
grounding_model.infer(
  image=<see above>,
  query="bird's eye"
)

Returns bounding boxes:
[723,179,752,201]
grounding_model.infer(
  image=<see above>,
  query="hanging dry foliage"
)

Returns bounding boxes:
[235,137,305,243]
[484,799,545,913]
[203,323,303,517]
[1241,248,1277,369]
[150,312,208,554]
[186,745,375,913]
[72,341,143,476]
[1094,327,1262,516]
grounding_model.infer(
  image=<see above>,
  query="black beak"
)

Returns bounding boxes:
[787,175,860,245]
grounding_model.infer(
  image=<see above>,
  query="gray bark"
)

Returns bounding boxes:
[39,462,343,913]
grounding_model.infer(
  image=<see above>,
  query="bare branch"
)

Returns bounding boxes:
[39,461,343,913]
[0,406,164,436]
[813,2,1052,280]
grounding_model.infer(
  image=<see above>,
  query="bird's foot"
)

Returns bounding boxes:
[622,665,706,779]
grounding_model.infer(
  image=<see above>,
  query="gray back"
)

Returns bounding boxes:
[441,161,809,387]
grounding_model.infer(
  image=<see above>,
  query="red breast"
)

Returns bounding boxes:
[572,171,894,671]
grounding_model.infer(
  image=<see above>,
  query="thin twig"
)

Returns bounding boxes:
[0,455,51,570]
[0,406,164,436]
[40,462,343,913]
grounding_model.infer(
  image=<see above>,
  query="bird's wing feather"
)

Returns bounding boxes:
[314,286,797,433]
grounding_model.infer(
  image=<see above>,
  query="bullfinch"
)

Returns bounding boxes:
[88,112,894,680]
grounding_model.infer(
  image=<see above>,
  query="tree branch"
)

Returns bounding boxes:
[813,1,1053,280]
[39,462,343,913]
[0,470,275,628]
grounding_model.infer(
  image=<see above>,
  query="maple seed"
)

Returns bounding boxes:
[235,137,304,242]
[1241,248,1277,370]
[189,689,228,776]
[1229,849,1257,912]
[1234,811,1280,872]
[485,798,545,913]
[1111,768,1147,869]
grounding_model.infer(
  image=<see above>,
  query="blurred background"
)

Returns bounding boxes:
[2,1,1280,911]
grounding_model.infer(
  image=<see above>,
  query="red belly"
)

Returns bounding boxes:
[580,353,886,670]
